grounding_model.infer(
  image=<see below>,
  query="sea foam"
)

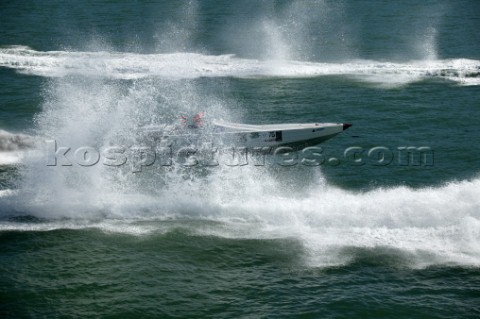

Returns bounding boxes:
[1,46,479,85]
[1,44,480,268]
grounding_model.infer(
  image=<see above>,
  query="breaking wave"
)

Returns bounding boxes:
[0,130,35,165]
[0,129,35,151]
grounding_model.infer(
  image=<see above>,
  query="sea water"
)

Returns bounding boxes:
[0,1,479,317]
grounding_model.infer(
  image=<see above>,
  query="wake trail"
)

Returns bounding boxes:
[1,46,480,85]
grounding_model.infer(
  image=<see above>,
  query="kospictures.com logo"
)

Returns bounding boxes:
[45,140,434,173]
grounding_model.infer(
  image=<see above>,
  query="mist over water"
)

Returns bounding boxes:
[1,0,480,269]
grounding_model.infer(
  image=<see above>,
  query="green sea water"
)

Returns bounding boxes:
[1,1,480,317]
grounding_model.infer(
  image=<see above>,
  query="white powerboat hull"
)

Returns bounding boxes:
[212,121,351,149]
[143,120,352,150]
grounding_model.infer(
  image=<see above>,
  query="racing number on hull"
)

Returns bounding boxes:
[275,131,282,141]
[267,131,282,142]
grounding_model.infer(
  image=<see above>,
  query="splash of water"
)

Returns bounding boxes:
[154,0,199,53]
[1,1,480,269]
[1,43,480,268]
[0,129,35,164]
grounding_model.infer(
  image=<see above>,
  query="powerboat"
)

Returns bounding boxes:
[143,116,352,150]
[211,120,351,149]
